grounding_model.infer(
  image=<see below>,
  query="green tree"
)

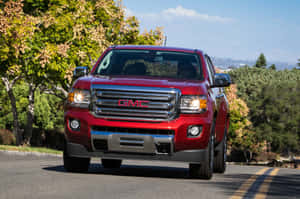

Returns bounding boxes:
[255,53,267,68]
[298,59,300,67]
[0,0,38,145]
[226,84,261,162]
[269,64,276,70]
[0,81,29,135]
[22,0,163,144]
[229,67,300,154]
[1,0,164,145]
[34,90,64,130]
[0,0,56,144]
[253,81,300,153]
[19,0,163,99]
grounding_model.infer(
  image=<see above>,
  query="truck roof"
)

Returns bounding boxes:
[111,45,204,54]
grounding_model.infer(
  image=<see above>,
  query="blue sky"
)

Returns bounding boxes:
[122,0,300,64]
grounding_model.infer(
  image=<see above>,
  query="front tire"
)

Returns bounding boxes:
[214,130,227,173]
[63,150,90,173]
[101,159,122,168]
[189,134,214,179]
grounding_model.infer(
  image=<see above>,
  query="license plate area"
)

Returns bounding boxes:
[119,137,144,147]
[108,134,156,154]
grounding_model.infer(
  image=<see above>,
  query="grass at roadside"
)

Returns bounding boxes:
[0,145,62,155]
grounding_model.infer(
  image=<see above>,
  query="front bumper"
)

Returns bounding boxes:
[66,142,208,164]
[65,110,213,152]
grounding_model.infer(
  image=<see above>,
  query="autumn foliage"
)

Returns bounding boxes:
[226,84,262,162]
[0,0,164,145]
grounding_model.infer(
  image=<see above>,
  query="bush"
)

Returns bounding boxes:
[0,129,16,145]
[227,150,247,162]
[254,152,278,162]
[30,128,64,150]
[44,129,64,150]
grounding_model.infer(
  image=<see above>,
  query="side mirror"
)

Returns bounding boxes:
[73,66,89,79]
[212,73,231,88]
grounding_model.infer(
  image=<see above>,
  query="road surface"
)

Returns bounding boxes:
[0,151,299,199]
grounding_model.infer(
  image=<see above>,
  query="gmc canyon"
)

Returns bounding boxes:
[64,45,231,179]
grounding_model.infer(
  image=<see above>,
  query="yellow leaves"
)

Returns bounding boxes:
[57,43,70,57]
[136,26,164,46]
[227,84,249,117]
[234,129,260,152]
[64,66,75,85]
[89,25,106,44]
[0,44,9,60]
[0,0,38,59]
[226,84,238,103]
[6,64,21,76]
[35,45,55,68]
[39,49,51,68]
[95,0,114,17]
[0,12,8,34]
[77,50,86,61]
[3,0,23,18]
[84,6,95,21]
[115,0,125,20]
[226,84,255,150]
[72,0,93,20]
[73,24,85,40]
[153,27,164,46]
[1,0,165,82]
[227,85,250,118]
[42,14,56,28]
[77,0,87,13]
[126,16,140,28]
[233,98,249,117]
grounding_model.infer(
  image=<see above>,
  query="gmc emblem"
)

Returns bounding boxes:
[118,99,150,108]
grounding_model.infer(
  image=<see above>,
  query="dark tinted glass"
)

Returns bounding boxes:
[95,50,203,80]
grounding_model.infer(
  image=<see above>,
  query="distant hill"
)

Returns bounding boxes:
[211,57,296,70]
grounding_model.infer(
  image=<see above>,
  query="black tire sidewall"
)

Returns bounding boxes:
[214,129,227,173]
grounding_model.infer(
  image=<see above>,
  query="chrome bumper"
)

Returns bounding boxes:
[91,130,174,154]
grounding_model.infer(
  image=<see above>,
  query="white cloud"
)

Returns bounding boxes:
[127,6,234,23]
[162,6,234,23]
[163,6,200,18]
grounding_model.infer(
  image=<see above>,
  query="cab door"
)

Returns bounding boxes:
[205,56,228,143]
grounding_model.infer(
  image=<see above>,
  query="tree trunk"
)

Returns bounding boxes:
[243,150,249,164]
[1,77,22,145]
[249,151,253,162]
[40,84,68,100]
[54,85,69,99]
[24,82,36,145]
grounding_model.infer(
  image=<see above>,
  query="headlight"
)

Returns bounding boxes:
[180,95,207,113]
[67,89,90,108]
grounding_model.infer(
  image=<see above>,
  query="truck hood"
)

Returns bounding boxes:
[74,75,208,95]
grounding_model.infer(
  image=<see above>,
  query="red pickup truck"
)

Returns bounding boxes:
[64,45,231,179]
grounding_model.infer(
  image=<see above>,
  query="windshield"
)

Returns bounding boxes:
[94,49,203,80]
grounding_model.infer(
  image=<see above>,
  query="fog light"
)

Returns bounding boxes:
[187,126,202,137]
[70,119,80,131]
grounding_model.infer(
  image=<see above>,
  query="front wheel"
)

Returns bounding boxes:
[214,130,227,173]
[63,150,90,173]
[189,134,214,179]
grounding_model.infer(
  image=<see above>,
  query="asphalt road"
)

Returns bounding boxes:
[0,151,300,199]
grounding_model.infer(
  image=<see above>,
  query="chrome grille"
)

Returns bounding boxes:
[91,85,180,121]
